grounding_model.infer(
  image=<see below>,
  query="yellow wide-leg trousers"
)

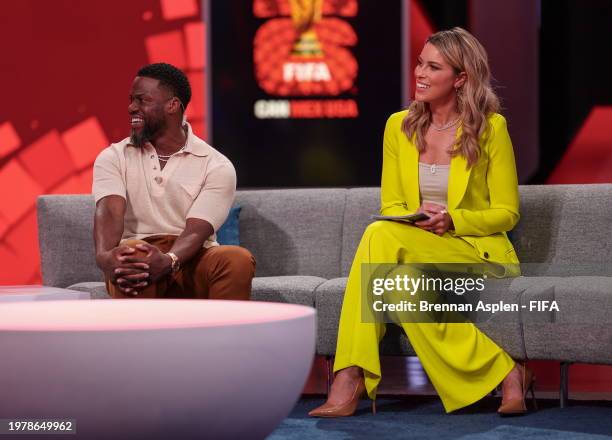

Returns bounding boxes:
[334,221,515,412]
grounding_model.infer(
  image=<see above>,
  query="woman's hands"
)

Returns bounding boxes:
[415,202,454,236]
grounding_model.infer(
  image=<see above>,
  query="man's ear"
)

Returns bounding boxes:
[454,71,467,90]
[166,97,182,115]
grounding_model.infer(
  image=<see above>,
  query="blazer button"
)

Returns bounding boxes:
[154,176,163,184]
[483,252,489,259]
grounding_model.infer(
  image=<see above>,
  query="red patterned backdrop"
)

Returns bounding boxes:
[0,0,206,284]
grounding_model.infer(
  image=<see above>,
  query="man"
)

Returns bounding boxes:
[93,62,255,299]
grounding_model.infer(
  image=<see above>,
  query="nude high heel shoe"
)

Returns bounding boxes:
[308,377,376,417]
[498,363,537,416]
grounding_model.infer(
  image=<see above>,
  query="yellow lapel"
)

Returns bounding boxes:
[447,125,472,209]
[402,135,420,212]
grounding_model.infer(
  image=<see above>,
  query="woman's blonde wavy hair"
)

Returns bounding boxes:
[402,27,500,167]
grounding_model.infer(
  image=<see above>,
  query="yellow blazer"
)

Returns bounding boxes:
[380,110,520,264]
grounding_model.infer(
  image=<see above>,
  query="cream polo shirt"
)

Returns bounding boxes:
[92,122,236,247]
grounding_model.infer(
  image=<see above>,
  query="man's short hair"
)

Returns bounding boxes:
[137,63,191,111]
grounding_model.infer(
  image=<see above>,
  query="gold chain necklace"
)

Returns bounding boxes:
[431,117,460,131]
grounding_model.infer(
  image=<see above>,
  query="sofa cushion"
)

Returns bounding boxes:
[520,276,612,364]
[515,184,612,273]
[68,276,326,305]
[314,277,417,357]
[341,188,379,277]
[252,276,326,307]
[235,189,346,278]
[315,277,352,356]
[38,195,100,287]
[67,282,109,299]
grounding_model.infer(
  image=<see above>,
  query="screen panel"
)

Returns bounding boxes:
[209,0,406,187]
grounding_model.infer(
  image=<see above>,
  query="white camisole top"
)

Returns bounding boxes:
[418,162,449,207]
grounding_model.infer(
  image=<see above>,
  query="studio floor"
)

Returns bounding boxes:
[270,396,612,439]
[275,356,612,439]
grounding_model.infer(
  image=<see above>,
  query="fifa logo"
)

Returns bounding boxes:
[253,0,358,96]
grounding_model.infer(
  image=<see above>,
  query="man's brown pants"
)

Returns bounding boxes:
[105,235,256,300]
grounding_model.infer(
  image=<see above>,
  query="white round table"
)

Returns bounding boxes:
[0,299,316,439]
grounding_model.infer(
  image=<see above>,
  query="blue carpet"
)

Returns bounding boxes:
[269,397,612,439]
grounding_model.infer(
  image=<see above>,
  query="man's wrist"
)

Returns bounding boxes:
[95,250,112,270]
[165,252,180,273]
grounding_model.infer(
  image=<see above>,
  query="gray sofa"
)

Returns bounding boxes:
[37,184,612,405]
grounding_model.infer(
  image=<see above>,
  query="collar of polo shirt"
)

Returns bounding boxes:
[181,122,209,157]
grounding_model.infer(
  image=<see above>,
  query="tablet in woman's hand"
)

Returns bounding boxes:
[371,212,430,223]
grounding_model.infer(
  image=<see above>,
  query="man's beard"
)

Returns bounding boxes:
[130,118,164,148]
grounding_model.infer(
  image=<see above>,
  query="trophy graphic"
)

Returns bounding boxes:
[253,0,358,96]
[289,0,324,57]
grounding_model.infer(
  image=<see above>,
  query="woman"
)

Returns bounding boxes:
[309,27,535,417]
